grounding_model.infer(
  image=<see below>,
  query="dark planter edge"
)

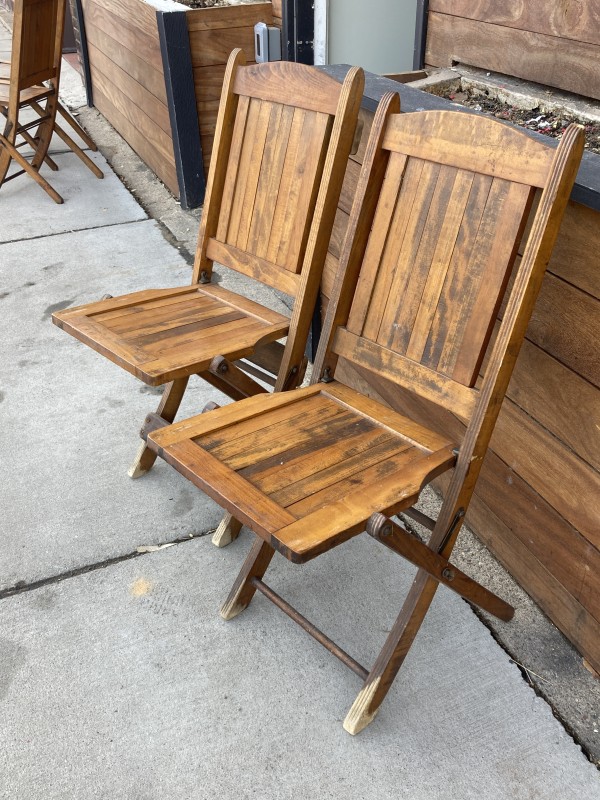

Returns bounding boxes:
[157,9,205,210]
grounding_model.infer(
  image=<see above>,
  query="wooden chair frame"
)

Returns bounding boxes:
[146,94,584,734]
[53,50,364,547]
[0,0,103,203]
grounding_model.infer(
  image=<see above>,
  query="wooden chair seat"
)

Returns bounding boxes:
[0,82,52,104]
[148,380,456,561]
[54,283,290,385]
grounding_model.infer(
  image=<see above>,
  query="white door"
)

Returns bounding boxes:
[316,0,418,75]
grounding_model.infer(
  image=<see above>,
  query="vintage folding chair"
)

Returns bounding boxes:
[145,94,584,733]
[53,50,365,544]
[0,0,103,204]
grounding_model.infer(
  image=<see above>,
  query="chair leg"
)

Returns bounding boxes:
[57,102,98,151]
[0,133,63,203]
[129,377,189,478]
[30,101,103,179]
[343,570,439,735]
[212,513,243,548]
[220,536,275,620]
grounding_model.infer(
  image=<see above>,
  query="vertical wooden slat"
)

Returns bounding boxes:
[375,160,441,347]
[345,151,408,336]
[360,157,426,340]
[281,111,331,272]
[246,102,288,255]
[215,94,250,242]
[420,173,493,371]
[235,99,274,252]
[390,165,461,354]
[405,170,475,361]
[225,97,262,247]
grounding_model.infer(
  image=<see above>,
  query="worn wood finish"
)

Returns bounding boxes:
[426,8,600,101]
[146,103,583,731]
[54,54,364,497]
[0,0,102,200]
[429,0,600,48]
[325,98,600,674]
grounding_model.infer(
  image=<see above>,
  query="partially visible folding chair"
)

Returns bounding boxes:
[146,96,584,733]
[53,50,364,546]
[0,0,103,203]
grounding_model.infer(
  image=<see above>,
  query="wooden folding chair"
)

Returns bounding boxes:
[53,50,364,544]
[145,94,584,734]
[0,0,103,204]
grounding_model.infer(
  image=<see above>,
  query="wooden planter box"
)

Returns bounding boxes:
[75,0,279,207]
[323,67,600,675]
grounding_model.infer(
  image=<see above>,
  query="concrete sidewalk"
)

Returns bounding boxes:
[0,39,599,797]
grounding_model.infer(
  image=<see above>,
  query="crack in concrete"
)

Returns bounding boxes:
[0,527,216,602]
[0,217,150,247]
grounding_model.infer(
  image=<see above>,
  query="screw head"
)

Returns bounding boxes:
[441,567,455,581]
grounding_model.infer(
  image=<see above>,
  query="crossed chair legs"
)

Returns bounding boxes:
[217,509,513,735]
[0,92,103,202]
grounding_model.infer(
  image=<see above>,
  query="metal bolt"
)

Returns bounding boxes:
[381,523,393,537]
[441,567,455,581]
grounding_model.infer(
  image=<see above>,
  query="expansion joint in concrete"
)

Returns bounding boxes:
[0,528,216,602]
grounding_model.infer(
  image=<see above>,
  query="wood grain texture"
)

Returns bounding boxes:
[325,107,597,674]
[81,0,177,193]
[429,1,600,48]
[426,11,600,101]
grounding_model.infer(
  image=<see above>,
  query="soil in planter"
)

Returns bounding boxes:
[439,87,600,155]
[177,0,265,8]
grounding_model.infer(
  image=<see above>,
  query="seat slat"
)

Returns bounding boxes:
[93,290,223,325]
[274,445,457,562]
[207,407,366,473]
[272,438,414,511]
[135,310,248,346]
[162,440,298,538]
[102,296,228,335]
[323,381,458,450]
[149,384,324,449]
[198,392,329,450]
[243,427,398,494]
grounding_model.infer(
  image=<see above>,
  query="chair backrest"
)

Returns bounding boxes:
[194,51,364,301]
[317,107,584,438]
[11,0,64,91]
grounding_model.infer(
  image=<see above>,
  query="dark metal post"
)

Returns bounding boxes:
[413,0,429,70]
